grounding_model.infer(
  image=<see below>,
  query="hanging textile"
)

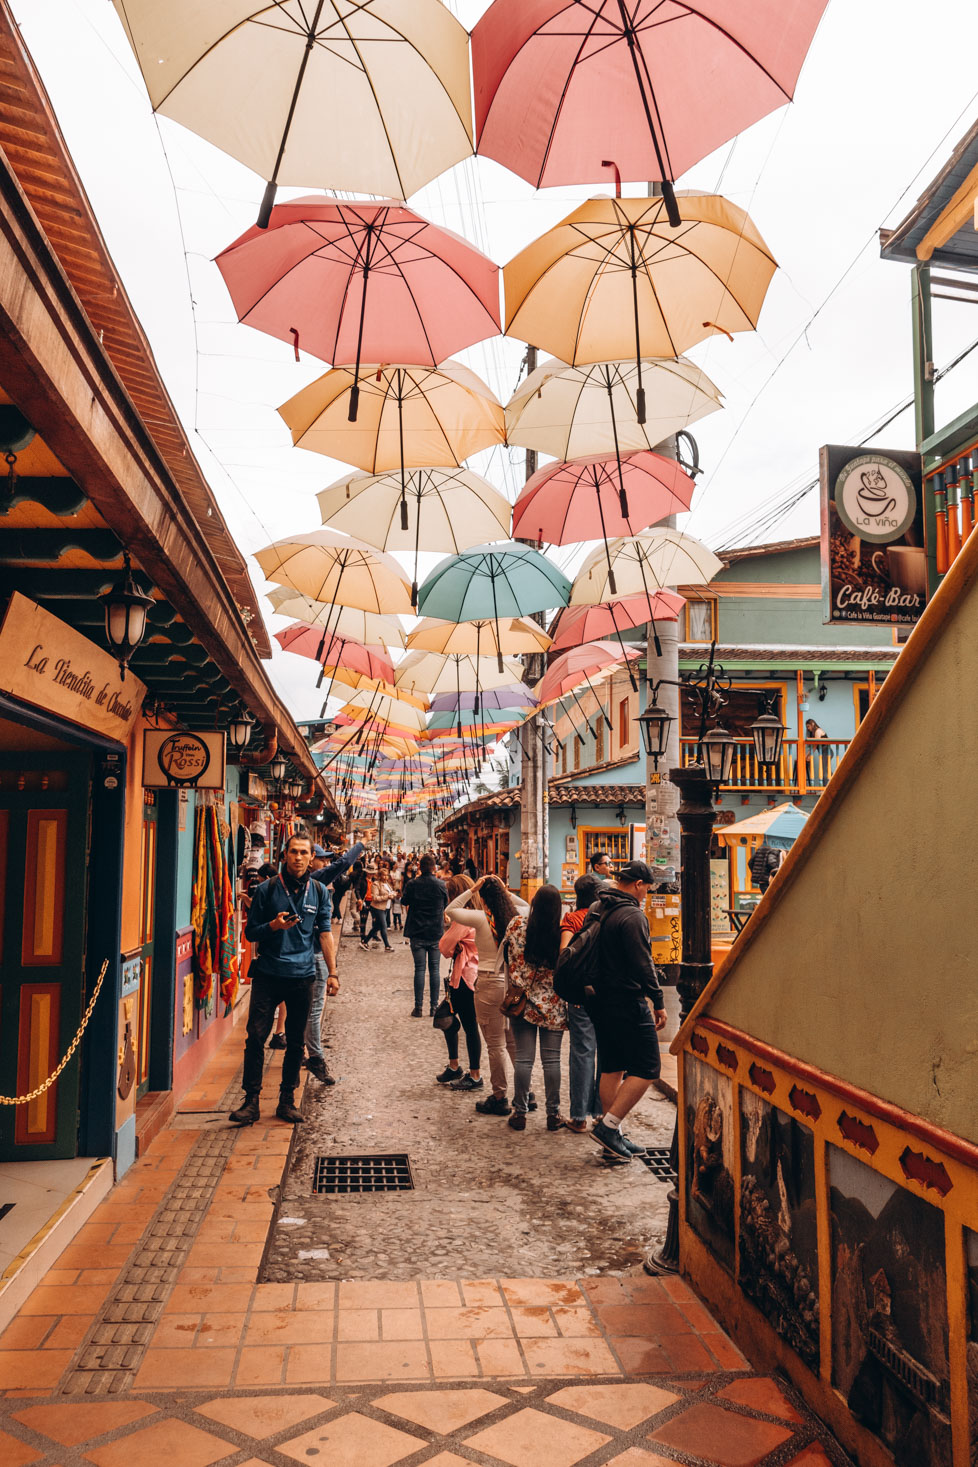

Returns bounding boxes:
[191,802,239,1015]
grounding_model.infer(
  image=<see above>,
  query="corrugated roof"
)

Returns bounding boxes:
[0,9,269,656]
[880,115,978,273]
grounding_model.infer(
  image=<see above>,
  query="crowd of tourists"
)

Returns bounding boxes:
[229,831,667,1166]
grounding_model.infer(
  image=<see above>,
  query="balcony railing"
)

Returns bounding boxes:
[680,737,849,793]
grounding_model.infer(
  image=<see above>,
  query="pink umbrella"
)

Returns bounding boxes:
[216,198,500,419]
[537,640,640,743]
[472,0,828,224]
[512,450,694,594]
[550,592,686,650]
[274,622,395,682]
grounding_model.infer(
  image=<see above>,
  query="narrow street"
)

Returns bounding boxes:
[0,919,853,1467]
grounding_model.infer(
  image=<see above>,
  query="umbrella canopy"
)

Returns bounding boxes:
[425,710,526,737]
[395,650,527,698]
[571,529,723,604]
[430,686,537,713]
[406,615,552,656]
[550,592,685,650]
[265,589,405,648]
[279,362,505,474]
[417,543,571,671]
[336,691,429,735]
[114,0,474,219]
[536,641,640,706]
[273,623,395,683]
[255,530,413,614]
[505,357,722,461]
[215,198,500,406]
[317,466,512,605]
[512,450,695,586]
[715,802,809,851]
[505,195,776,416]
[472,0,828,215]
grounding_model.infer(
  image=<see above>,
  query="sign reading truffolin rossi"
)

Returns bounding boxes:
[0,592,145,740]
[820,445,926,626]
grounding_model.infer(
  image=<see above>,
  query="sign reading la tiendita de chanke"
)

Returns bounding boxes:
[820,445,926,626]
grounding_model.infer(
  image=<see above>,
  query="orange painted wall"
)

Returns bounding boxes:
[120,715,148,953]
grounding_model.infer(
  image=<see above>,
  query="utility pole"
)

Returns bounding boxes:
[517,344,548,897]
[645,450,682,954]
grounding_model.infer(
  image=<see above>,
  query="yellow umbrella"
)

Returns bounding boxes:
[255,530,413,614]
[406,614,551,656]
[505,194,775,422]
[265,589,405,649]
[112,1,473,219]
[337,691,429,735]
[278,362,505,473]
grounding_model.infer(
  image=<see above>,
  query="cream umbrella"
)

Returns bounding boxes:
[394,650,527,698]
[255,530,412,619]
[336,690,429,736]
[571,530,724,605]
[505,194,775,420]
[279,362,505,473]
[505,357,722,462]
[317,467,512,606]
[112,1,473,221]
[406,615,552,656]
[265,588,406,648]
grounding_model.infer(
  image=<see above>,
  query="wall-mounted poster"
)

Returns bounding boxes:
[820,444,926,627]
[966,1229,978,1467]
[738,1090,819,1370]
[829,1145,952,1467]
[684,1054,735,1270]
[143,730,226,789]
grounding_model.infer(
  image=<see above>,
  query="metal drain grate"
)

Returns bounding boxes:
[313,1154,414,1194]
[638,1147,678,1185]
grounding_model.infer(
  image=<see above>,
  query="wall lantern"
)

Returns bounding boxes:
[638,696,674,768]
[700,724,736,787]
[270,757,287,782]
[100,552,154,680]
[227,710,255,752]
[749,706,786,768]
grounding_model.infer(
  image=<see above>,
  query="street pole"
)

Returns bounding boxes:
[645,442,682,976]
[646,760,717,1274]
[518,344,549,897]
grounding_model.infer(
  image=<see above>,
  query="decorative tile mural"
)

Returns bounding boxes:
[684,1052,735,1269]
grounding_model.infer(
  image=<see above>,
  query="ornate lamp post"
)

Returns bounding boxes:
[100,553,154,680]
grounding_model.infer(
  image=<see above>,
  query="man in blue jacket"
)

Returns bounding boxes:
[230,833,335,1126]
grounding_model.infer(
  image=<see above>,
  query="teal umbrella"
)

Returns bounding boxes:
[417,542,571,671]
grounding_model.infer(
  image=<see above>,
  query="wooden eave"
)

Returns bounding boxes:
[0,4,270,657]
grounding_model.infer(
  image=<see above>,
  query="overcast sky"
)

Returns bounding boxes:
[13,0,978,720]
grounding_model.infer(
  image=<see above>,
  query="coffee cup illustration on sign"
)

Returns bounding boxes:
[857,467,897,520]
[871,545,927,596]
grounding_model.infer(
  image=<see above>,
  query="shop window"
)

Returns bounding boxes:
[685,598,717,643]
[618,697,630,750]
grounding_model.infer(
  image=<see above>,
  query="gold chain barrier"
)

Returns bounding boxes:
[0,960,109,1106]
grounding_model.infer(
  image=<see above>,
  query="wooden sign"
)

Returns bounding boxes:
[0,592,145,741]
[143,729,226,789]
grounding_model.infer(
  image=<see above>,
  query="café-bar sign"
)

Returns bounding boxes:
[820,444,927,627]
[143,729,226,789]
[0,592,145,740]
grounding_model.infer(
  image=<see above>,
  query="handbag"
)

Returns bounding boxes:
[500,983,527,1018]
[432,991,456,1031]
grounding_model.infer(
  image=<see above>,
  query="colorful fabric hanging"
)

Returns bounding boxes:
[191,803,239,1016]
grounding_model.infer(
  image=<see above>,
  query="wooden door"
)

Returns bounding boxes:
[0,753,90,1159]
[136,793,157,1097]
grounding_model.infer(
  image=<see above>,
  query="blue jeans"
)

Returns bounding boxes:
[365,907,391,948]
[411,941,441,1011]
[305,961,327,1060]
[567,1002,600,1123]
[511,1015,563,1115]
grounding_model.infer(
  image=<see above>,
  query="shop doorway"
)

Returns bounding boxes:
[0,751,90,1160]
[136,792,157,1098]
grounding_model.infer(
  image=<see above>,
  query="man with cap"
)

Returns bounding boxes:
[585,860,668,1164]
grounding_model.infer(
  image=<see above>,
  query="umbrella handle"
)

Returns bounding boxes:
[255,0,326,227]
[348,380,361,423]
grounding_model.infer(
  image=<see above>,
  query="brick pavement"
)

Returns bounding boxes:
[0,914,855,1465]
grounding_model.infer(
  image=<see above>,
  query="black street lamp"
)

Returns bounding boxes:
[270,757,287,783]
[101,552,154,680]
[227,710,255,754]
[749,696,786,768]
[638,696,673,767]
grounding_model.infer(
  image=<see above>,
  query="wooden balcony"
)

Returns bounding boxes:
[680,737,849,794]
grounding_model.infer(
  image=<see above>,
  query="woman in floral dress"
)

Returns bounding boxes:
[502,884,567,1132]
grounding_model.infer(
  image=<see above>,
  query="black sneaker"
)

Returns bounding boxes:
[276,1096,303,1124]
[410,1006,423,1017]
[591,1119,632,1162]
[307,1056,335,1085]
[620,1134,647,1155]
[268,1033,286,1050]
[475,1094,512,1116]
[435,1064,462,1084]
[450,1074,484,1092]
[229,1093,260,1126]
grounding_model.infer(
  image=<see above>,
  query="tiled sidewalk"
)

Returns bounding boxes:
[0,989,852,1465]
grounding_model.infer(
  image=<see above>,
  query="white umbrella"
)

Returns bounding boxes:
[254,530,413,613]
[571,529,724,604]
[265,588,405,648]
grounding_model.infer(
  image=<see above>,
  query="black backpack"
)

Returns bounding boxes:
[554,908,606,1005]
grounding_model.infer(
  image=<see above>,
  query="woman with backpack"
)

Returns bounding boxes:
[502,884,567,1132]
[444,875,528,1116]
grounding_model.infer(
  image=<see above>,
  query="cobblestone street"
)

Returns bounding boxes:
[0,916,856,1465]
[261,921,676,1282]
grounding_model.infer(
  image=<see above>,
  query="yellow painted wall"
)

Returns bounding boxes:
[706,563,978,1144]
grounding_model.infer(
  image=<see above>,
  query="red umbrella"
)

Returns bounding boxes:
[472,0,828,224]
[216,198,500,419]
[511,450,694,594]
[550,592,686,650]
[537,640,640,742]
[274,622,395,683]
